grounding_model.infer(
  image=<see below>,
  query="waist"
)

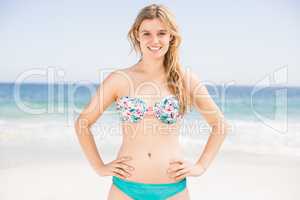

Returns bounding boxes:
[112,175,187,187]
[116,142,185,183]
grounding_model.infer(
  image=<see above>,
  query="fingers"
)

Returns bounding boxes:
[167,162,186,173]
[174,172,189,181]
[112,172,124,179]
[112,156,134,179]
[113,162,135,171]
[167,159,190,181]
[169,158,185,165]
[112,167,131,179]
[171,167,189,178]
[112,163,134,178]
[114,156,134,171]
[169,167,190,181]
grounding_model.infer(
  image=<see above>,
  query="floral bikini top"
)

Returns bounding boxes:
[115,95,183,124]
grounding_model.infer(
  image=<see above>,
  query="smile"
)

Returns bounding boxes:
[147,46,162,52]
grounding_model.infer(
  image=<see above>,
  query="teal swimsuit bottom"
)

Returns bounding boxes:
[112,176,187,200]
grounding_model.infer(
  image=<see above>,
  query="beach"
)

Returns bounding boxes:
[1,149,299,200]
[1,83,300,199]
[1,0,300,198]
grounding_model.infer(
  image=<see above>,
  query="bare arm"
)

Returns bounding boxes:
[184,69,229,171]
[74,71,120,171]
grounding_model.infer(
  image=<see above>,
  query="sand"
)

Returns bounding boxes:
[1,150,299,200]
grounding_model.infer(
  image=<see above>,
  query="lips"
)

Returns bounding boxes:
[147,46,162,52]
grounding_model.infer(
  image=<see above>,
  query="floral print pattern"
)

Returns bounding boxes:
[115,95,182,124]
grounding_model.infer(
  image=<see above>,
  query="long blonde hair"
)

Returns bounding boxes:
[128,4,189,115]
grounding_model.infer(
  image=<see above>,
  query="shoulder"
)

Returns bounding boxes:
[100,67,135,98]
[181,67,203,91]
[102,68,132,85]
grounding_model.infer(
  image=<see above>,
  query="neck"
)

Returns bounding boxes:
[138,56,165,75]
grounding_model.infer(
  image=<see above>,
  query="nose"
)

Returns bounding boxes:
[151,35,159,44]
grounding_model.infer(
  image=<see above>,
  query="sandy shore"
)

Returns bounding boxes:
[1,150,299,200]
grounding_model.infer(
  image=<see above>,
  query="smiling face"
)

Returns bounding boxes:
[137,18,173,59]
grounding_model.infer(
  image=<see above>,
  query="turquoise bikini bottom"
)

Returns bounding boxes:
[112,176,187,200]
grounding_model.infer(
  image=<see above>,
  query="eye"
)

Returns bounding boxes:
[143,33,150,36]
[159,32,166,35]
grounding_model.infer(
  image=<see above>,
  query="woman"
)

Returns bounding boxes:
[74,4,228,200]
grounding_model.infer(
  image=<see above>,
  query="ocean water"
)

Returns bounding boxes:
[0,83,300,167]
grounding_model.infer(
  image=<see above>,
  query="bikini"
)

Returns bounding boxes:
[112,176,187,200]
[113,95,187,199]
[115,95,183,124]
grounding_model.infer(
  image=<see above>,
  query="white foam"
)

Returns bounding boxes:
[1,115,299,157]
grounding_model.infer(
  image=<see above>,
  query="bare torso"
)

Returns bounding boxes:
[114,67,185,183]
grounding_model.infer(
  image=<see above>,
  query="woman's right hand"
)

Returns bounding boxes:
[96,156,135,179]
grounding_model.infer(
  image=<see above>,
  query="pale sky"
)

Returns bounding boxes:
[1,0,299,86]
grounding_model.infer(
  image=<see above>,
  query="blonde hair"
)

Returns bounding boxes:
[128,4,189,115]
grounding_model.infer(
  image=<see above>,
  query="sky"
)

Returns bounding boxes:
[1,0,299,86]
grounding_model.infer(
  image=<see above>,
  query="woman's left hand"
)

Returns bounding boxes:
[167,158,206,181]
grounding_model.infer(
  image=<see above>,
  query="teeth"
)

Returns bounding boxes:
[148,46,161,51]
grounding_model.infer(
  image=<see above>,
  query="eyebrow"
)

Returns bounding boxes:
[140,29,168,33]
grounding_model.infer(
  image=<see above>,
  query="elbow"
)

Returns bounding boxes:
[211,118,230,136]
[74,116,81,128]
[212,119,230,136]
[74,116,90,135]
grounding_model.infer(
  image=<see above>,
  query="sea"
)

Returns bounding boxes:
[0,83,299,168]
